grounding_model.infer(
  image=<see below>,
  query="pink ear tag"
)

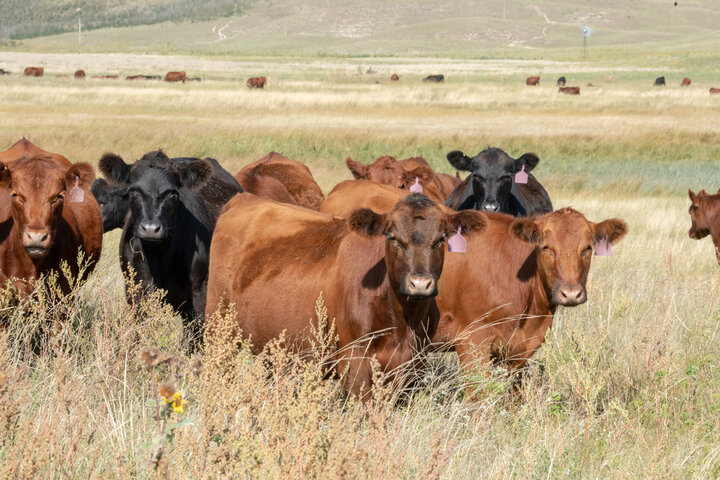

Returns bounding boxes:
[448,226,467,253]
[68,176,84,203]
[594,237,612,256]
[514,164,528,184]
[409,176,423,193]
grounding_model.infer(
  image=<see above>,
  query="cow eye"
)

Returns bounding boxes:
[582,245,592,256]
[542,245,555,256]
[51,194,63,204]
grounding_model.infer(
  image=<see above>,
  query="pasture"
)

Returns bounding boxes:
[1,53,720,478]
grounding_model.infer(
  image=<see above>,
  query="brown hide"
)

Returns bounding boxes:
[321,180,406,218]
[234,169,293,204]
[688,189,720,263]
[164,71,187,83]
[246,77,267,89]
[24,67,43,77]
[526,76,540,86]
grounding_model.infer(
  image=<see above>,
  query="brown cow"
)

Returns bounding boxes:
[240,152,324,209]
[0,139,102,294]
[688,189,720,263]
[23,67,43,77]
[391,74,399,81]
[710,88,720,95]
[234,169,293,204]
[321,180,405,218]
[526,76,540,86]
[74,70,85,79]
[164,71,187,83]
[92,75,119,80]
[246,76,267,89]
[206,193,487,397]
[434,208,627,379]
[681,77,691,87]
[125,74,144,80]
[559,86,580,95]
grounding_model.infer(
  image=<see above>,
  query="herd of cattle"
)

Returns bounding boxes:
[1,137,714,398]
[529,74,720,95]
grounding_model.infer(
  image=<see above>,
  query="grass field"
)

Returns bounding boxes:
[1,53,720,478]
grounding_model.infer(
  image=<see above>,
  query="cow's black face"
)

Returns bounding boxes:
[447,148,540,213]
[91,178,129,232]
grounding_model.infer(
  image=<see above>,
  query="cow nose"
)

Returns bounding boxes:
[405,274,436,297]
[481,202,499,212]
[24,230,49,246]
[138,222,163,238]
[557,284,587,306]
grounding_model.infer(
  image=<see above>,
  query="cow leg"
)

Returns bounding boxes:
[188,253,209,352]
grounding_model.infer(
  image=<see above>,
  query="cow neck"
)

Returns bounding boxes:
[391,289,434,337]
[518,248,556,330]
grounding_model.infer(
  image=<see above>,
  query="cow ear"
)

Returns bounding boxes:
[178,158,212,190]
[404,165,434,184]
[515,153,540,173]
[689,189,697,201]
[65,162,95,189]
[99,152,131,184]
[698,189,708,197]
[446,151,474,172]
[347,208,388,236]
[510,218,543,245]
[0,162,11,189]
[346,157,368,179]
[592,218,628,245]
[447,210,487,236]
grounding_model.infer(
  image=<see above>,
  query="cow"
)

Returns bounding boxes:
[246,76,267,89]
[391,74,399,81]
[74,70,85,79]
[23,67,43,77]
[423,75,444,83]
[433,208,627,382]
[526,76,540,86]
[654,76,666,86]
[559,86,580,95]
[681,77,691,86]
[92,75,119,80]
[125,75,144,80]
[240,152,324,210]
[710,88,720,95]
[0,69,10,75]
[206,193,487,397]
[444,147,553,216]
[0,139,102,295]
[164,71,187,83]
[90,178,130,232]
[234,169,293,204]
[186,77,202,82]
[688,189,720,263]
[556,76,566,86]
[321,180,406,218]
[97,150,243,347]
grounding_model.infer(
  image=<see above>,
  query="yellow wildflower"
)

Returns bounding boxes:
[162,391,187,413]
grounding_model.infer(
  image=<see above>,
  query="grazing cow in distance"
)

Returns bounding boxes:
[688,189,720,263]
[206,193,488,397]
[391,73,399,81]
[423,74,444,83]
[526,76,540,86]
[445,147,552,216]
[710,87,720,95]
[234,169,293,204]
[0,139,102,295]
[654,76,666,86]
[93,75,119,80]
[74,69,85,79]
[241,152,324,209]
[186,77,202,82]
[24,67,43,77]
[125,74,144,80]
[434,208,627,380]
[164,71,187,83]
[556,76,566,86]
[246,76,267,89]
[681,77,691,86]
[0,68,10,75]
[559,86,580,95]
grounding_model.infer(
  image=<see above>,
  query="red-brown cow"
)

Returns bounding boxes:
[434,208,627,378]
[92,75,119,80]
[240,152,325,209]
[688,189,720,263]
[391,74,399,81]
[24,67,43,77]
[246,76,267,89]
[206,193,486,397]
[164,71,187,83]
[234,169,293,204]
[0,139,102,294]
[710,88,720,95]
[681,77,691,87]
[321,180,405,218]
[526,76,540,86]
[559,86,580,95]
[74,70,85,79]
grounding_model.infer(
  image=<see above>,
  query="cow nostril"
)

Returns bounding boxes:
[575,290,583,299]
[41,233,48,242]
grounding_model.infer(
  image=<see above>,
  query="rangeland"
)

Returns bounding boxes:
[1,53,720,478]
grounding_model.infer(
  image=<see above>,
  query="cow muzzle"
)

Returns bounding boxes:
[23,229,51,258]
[401,274,437,299]
[554,284,587,306]
[481,202,500,212]
[137,221,165,240]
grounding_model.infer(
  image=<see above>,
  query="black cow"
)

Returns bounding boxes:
[97,150,243,348]
[423,74,444,83]
[654,76,666,86]
[91,178,130,232]
[0,69,10,75]
[557,76,566,86]
[444,147,553,216]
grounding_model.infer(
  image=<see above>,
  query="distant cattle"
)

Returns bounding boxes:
[0,69,10,75]
[234,169,293,204]
[586,82,598,87]
[164,71,187,83]
[126,75,162,81]
[206,193,487,397]
[246,76,267,89]
[434,208,627,379]
[556,76,566,86]
[74,69,85,79]
[423,74,444,83]
[688,189,720,263]
[92,75,119,80]
[445,147,553,216]
[23,67,43,77]
[186,77,202,82]
[710,87,720,95]
[654,76,666,86]
[0,139,102,294]
[681,77,691,86]
[240,152,324,209]
[390,73,399,81]
[97,150,243,347]
[526,76,540,86]
[559,86,580,95]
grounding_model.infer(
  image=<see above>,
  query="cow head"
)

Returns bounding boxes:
[348,193,486,299]
[0,158,95,259]
[99,150,212,243]
[511,208,627,307]
[447,147,540,212]
[688,189,719,241]
[346,156,406,188]
[91,178,129,232]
